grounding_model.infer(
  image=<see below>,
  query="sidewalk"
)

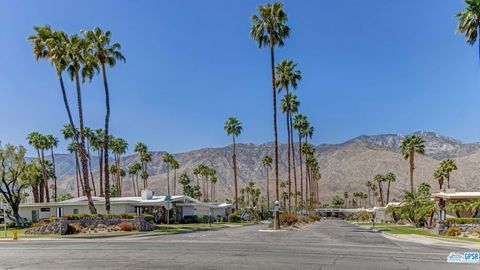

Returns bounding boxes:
[382,232,480,249]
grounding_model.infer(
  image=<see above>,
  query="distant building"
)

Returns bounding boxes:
[15,190,229,222]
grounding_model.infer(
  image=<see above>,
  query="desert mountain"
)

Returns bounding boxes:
[50,131,480,204]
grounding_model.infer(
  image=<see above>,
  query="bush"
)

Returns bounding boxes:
[63,213,136,220]
[447,218,480,224]
[280,213,299,226]
[117,222,134,231]
[142,214,154,223]
[445,226,461,237]
[228,212,242,223]
[181,215,198,224]
[356,211,373,221]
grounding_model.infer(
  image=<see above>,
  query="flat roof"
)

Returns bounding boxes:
[432,192,480,200]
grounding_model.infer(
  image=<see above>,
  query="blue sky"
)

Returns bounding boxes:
[0,0,479,154]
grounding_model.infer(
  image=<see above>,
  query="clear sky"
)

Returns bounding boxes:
[0,0,479,155]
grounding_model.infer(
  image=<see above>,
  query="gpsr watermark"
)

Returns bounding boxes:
[447,252,479,264]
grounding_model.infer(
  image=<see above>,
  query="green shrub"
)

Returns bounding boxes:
[181,215,198,224]
[445,226,461,236]
[198,215,211,223]
[142,214,154,223]
[447,218,480,224]
[228,212,242,223]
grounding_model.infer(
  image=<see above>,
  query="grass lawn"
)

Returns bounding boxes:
[358,223,480,243]
[0,222,252,239]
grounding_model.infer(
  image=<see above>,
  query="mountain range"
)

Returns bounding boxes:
[50,131,480,204]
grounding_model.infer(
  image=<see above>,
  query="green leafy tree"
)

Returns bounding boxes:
[400,135,425,193]
[0,144,28,227]
[224,117,242,209]
[251,2,290,216]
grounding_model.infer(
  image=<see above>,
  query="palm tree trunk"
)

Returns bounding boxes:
[173,168,177,195]
[101,63,111,214]
[74,71,96,214]
[378,183,384,207]
[167,166,170,196]
[50,147,57,202]
[409,150,414,193]
[298,135,303,212]
[285,109,292,212]
[233,135,238,210]
[386,181,391,204]
[87,142,97,196]
[75,151,81,197]
[58,76,78,140]
[266,167,270,210]
[290,113,297,212]
[132,175,136,196]
[32,186,39,203]
[98,149,104,197]
[40,150,50,203]
[447,173,450,189]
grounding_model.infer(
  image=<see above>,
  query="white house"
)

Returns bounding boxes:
[16,190,228,222]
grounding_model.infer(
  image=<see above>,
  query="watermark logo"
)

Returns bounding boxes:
[447,252,479,264]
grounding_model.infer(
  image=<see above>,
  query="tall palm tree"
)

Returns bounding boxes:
[343,192,349,208]
[45,134,59,202]
[400,135,425,193]
[65,33,97,213]
[293,113,308,210]
[171,159,179,195]
[91,129,105,196]
[163,153,174,195]
[433,166,446,191]
[384,172,396,204]
[28,27,78,141]
[128,162,142,196]
[365,181,373,207]
[224,117,242,210]
[261,155,273,210]
[251,2,290,220]
[84,127,97,196]
[67,141,81,197]
[27,132,48,202]
[109,136,128,196]
[440,159,458,189]
[456,0,480,60]
[277,60,302,212]
[134,142,151,193]
[374,174,386,207]
[211,175,218,202]
[82,27,125,213]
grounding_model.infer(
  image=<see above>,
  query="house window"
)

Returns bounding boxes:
[73,209,79,215]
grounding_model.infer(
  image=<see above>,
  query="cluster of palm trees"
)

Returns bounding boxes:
[351,192,368,208]
[28,26,124,214]
[193,164,218,202]
[250,2,318,219]
[433,159,457,191]
[26,132,59,202]
[239,182,262,209]
[365,172,396,207]
[162,153,181,196]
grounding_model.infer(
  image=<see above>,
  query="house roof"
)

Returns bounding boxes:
[19,195,204,208]
[432,192,480,200]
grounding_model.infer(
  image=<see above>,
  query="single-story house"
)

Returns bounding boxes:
[15,190,229,222]
[432,191,480,218]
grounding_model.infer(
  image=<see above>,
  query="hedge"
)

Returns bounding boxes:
[447,218,480,224]
[62,213,138,220]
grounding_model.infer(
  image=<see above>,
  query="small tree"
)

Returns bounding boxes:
[0,144,28,227]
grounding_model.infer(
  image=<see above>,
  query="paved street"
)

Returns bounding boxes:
[0,220,478,269]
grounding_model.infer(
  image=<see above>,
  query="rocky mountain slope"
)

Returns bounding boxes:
[51,131,480,203]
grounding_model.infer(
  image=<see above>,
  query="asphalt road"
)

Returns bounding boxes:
[0,220,478,270]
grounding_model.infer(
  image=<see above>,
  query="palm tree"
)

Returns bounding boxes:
[343,192,349,208]
[45,134,59,202]
[280,92,301,211]
[400,135,425,193]
[370,184,377,207]
[27,132,49,202]
[84,127,97,196]
[456,0,480,60]
[384,172,396,204]
[433,167,446,191]
[28,27,78,140]
[171,159,179,195]
[293,113,308,210]
[251,2,290,220]
[109,136,128,196]
[67,141,81,197]
[134,142,151,193]
[261,155,273,209]
[65,33,97,213]
[277,60,302,211]
[439,159,458,189]
[128,162,142,196]
[365,181,373,207]
[91,129,105,196]
[163,153,174,196]
[374,174,386,207]
[224,117,242,210]
[82,27,125,213]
